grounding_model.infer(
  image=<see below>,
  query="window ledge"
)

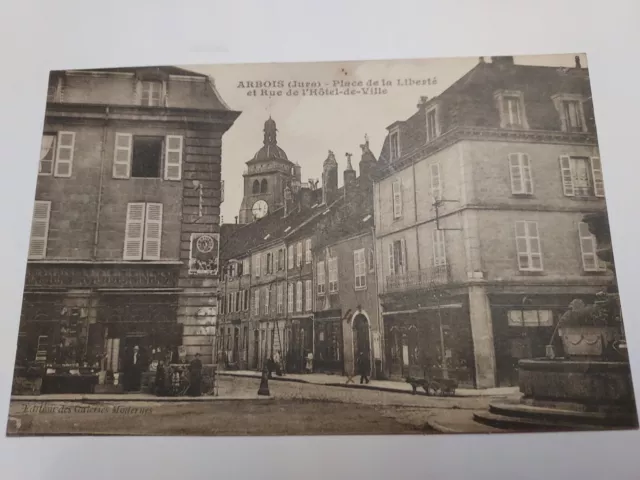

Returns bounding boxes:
[355,286,368,292]
[517,270,546,276]
[511,194,535,198]
[27,259,183,266]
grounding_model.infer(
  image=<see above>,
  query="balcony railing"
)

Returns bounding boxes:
[385,264,452,293]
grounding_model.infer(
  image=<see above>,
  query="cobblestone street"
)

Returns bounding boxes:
[7,376,512,436]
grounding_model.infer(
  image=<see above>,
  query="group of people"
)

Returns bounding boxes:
[153,353,204,397]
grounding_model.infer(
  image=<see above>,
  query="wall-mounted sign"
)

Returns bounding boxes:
[188,233,220,276]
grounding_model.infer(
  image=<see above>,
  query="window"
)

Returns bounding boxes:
[243,290,249,311]
[296,242,303,267]
[426,107,439,142]
[388,239,406,275]
[328,257,338,293]
[235,291,241,312]
[432,230,447,267]
[266,252,272,274]
[305,239,312,264]
[553,94,587,133]
[264,287,270,315]
[296,281,303,312]
[389,131,400,160]
[253,254,261,277]
[140,81,163,106]
[367,248,375,272]
[579,222,606,272]
[113,134,183,180]
[305,280,312,311]
[252,180,260,194]
[430,163,442,201]
[508,310,554,327]
[317,261,326,295]
[243,258,250,276]
[559,156,604,197]
[515,221,543,271]
[123,202,163,260]
[277,284,284,314]
[277,248,284,270]
[509,153,533,195]
[496,91,527,129]
[288,283,294,313]
[354,249,366,290]
[260,179,268,193]
[288,245,294,269]
[39,132,75,177]
[253,289,260,316]
[28,200,51,259]
[392,179,402,219]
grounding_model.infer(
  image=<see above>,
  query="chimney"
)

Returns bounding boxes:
[234,216,238,224]
[417,96,429,109]
[358,134,377,189]
[322,150,338,204]
[343,153,357,196]
[575,55,582,69]
[294,163,302,182]
[491,56,515,66]
[479,56,485,64]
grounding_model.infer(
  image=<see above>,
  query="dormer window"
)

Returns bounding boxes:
[425,105,439,142]
[389,130,400,161]
[553,94,587,133]
[140,80,164,106]
[495,90,528,129]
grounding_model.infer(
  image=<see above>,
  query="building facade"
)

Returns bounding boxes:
[18,67,239,375]
[374,56,611,388]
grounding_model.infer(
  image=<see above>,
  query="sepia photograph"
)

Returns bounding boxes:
[6,53,638,437]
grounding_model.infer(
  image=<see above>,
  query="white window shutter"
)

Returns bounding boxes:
[430,163,442,201]
[162,81,169,107]
[135,80,142,105]
[164,135,183,181]
[113,133,132,179]
[432,229,447,266]
[521,153,533,194]
[579,222,599,271]
[388,243,395,275]
[559,155,574,196]
[123,203,145,260]
[509,153,522,194]
[29,200,51,259]
[392,179,403,219]
[590,157,605,197]
[54,131,75,177]
[143,203,163,260]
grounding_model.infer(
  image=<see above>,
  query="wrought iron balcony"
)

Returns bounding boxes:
[385,264,452,293]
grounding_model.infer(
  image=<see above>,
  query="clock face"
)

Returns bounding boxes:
[252,200,269,219]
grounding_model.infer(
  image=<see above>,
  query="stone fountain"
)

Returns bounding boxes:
[474,212,638,431]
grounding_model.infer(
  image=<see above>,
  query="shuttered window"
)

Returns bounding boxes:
[559,156,604,197]
[254,289,260,316]
[392,179,403,219]
[288,245,294,269]
[430,163,442,201]
[354,249,366,290]
[113,133,132,179]
[39,135,56,176]
[264,287,270,315]
[296,242,303,267]
[579,222,606,272]
[432,229,447,267]
[509,153,533,195]
[277,284,284,314]
[164,135,183,181]
[28,201,51,259]
[388,239,406,275]
[54,131,75,177]
[305,280,312,311]
[296,281,303,312]
[515,221,543,271]
[317,261,325,295]
[124,202,163,260]
[328,257,338,293]
[287,283,294,314]
[305,238,312,264]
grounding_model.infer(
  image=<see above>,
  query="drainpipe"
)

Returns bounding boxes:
[92,107,109,259]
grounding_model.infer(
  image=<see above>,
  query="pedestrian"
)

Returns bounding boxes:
[124,345,143,392]
[188,353,203,397]
[267,356,275,379]
[273,350,282,376]
[155,360,167,396]
[357,351,370,384]
[305,351,313,374]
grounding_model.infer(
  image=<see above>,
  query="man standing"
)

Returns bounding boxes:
[124,345,143,392]
[188,353,203,397]
[356,351,370,384]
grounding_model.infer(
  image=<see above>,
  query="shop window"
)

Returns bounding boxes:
[508,310,554,327]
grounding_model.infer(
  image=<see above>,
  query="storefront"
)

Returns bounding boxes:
[382,296,475,387]
[287,316,313,373]
[313,310,343,374]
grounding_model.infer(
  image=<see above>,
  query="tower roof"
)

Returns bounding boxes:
[323,150,338,168]
[249,117,291,164]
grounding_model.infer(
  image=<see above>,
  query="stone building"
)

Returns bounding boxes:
[17,66,239,373]
[373,56,611,388]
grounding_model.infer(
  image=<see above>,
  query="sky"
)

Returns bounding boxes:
[185,53,587,222]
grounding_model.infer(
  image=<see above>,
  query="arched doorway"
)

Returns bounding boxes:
[352,313,371,375]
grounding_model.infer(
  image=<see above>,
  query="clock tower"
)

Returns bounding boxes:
[238,117,298,223]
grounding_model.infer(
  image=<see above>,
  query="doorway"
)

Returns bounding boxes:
[353,314,371,375]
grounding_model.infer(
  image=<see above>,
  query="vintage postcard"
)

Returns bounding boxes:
[7,54,638,436]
